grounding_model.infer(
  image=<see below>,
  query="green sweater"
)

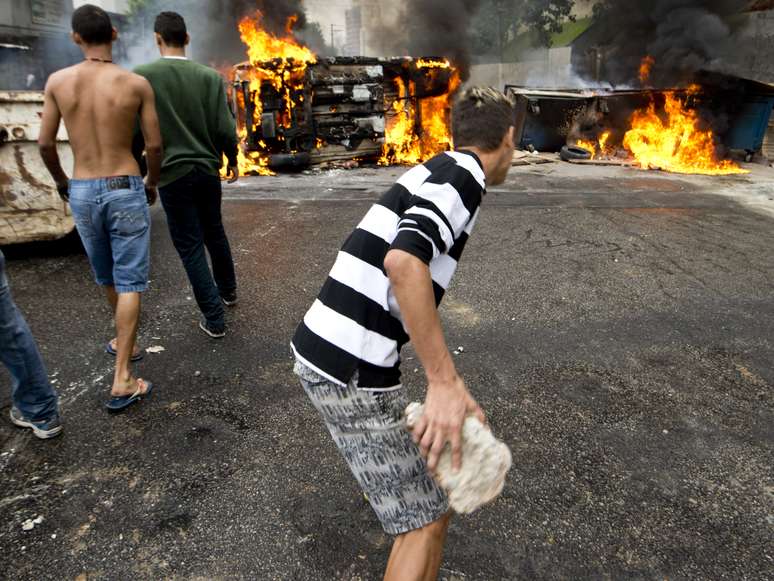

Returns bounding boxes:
[134,58,238,188]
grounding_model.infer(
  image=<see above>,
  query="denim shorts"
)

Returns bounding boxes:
[294,360,449,535]
[68,176,150,293]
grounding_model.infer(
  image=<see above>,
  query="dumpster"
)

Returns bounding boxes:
[0,91,74,245]
[724,95,774,160]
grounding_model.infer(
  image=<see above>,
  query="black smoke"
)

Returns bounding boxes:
[588,0,752,87]
[366,0,484,81]
[123,0,309,67]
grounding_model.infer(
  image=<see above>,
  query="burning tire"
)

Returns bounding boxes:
[560,145,593,161]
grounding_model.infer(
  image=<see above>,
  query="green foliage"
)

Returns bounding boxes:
[471,0,576,58]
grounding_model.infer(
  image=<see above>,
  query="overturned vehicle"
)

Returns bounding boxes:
[227,56,460,173]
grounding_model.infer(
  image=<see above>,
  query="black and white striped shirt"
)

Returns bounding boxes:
[292,150,486,389]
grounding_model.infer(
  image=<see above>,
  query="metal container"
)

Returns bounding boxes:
[0,90,73,245]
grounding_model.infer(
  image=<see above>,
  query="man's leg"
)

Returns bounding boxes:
[111,292,141,396]
[105,180,152,395]
[0,252,59,423]
[159,174,225,329]
[104,285,118,311]
[385,514,451,581]
[197,174,237,298]
[297,362,450,581]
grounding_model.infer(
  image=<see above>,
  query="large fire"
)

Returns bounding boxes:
[223,11,316,177]
[380,59,460,166]
[574,57,747,176]
[222,12,457,177]
[623,85,747,175]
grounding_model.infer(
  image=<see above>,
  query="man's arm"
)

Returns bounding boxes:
[38,78,69,201]
[384,249,485,473]
[136,77,163,204]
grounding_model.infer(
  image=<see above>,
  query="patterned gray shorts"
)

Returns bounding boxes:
[294,361,449,535]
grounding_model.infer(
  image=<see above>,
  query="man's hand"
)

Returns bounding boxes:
[56,181,69,202]
[145,182,158,206]
[411,373,486,473]
[226,165,239,184]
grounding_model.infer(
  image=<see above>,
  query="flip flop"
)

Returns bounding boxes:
[105,379,154,413]
[105,341,144,362]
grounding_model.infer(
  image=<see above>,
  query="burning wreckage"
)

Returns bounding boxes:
[223,15,459,175]
[509,58,774,176]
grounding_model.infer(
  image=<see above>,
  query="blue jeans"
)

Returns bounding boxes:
[0,251,59,422]
[68,176,150,294]
[159,167,236,328]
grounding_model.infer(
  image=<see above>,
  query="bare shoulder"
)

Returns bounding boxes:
[45,64,80,91]
[124,70,154,96]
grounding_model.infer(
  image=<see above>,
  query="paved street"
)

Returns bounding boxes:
[1,163,773,580]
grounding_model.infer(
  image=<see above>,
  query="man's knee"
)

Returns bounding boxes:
[396,512,452,542]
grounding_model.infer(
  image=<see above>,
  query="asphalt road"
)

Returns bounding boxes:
[1,166,773,580]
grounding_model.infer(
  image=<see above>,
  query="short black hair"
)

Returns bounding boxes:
[452,87,516,152]
[71,4,113,45]
[154,11,187,47]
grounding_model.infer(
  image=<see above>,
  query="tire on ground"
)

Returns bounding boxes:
[560,145,593,162]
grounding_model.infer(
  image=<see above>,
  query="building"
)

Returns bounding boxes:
[0,0,79,90]
[344,7,362,56]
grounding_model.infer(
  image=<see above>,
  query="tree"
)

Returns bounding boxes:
[471,0,576,59]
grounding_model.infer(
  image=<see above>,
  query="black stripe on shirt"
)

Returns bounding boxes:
[448,230,470,262]
[423,163,483,217]
[406,195,455,248]
[433,280,446,306]
[318,277,408,343]
[292,321,359,384]
[341,229,390,274]
[377,184,413,215]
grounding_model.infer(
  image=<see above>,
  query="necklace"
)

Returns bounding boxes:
[85,57,113,63]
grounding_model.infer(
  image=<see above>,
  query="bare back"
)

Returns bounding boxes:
[48,63,147,179]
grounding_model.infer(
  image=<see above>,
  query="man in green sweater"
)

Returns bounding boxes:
[134,11,239,338]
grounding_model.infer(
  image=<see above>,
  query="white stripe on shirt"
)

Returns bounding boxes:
[329,251,391,310]
[414,181,471,238]
[304,300,400,368]
[445,151,486,189]
[397,164,432,194]
[356,203,400,243]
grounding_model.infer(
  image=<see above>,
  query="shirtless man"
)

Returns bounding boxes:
[39,4,163,412]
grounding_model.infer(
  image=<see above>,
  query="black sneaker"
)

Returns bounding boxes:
[221,292,238,307]
[199,319,226,339]
[10,407,63,439]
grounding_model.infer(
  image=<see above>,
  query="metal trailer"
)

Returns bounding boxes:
[0,90,73,245]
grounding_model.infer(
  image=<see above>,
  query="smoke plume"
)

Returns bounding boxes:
[122,0,309,68]
[363,0,484,81]
[589,0,752,86]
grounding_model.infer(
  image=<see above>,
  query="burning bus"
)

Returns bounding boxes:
[223,11,461,175]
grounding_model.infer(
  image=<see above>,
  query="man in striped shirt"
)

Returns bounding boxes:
[292,87,516,580]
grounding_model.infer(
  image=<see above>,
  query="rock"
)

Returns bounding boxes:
[405,402,512,514]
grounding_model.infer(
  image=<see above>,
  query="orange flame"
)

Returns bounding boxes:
[238,12,315,65]
[639,55,655,86]
[220,11,315,177]
[380,59,459,165]
[623,85,747,175]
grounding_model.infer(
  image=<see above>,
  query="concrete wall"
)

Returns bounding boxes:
[736,9,774,84]
[468,47,574,90]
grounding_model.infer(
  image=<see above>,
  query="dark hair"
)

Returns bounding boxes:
[154,11,188,47]
[71,4,113,45]
[452,87,516,152]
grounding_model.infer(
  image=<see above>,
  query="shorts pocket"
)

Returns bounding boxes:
[110,202,149,237]
[69,202,94,237]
